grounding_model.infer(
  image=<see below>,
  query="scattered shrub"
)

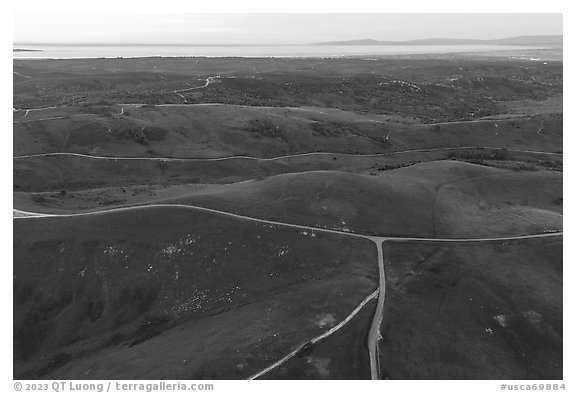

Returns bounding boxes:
[244,119,285,138]
[448,148,512,161]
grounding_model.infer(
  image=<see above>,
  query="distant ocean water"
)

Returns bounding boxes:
[12,44,542,59]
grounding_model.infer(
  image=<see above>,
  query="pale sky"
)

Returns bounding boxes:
[13,13,562,45]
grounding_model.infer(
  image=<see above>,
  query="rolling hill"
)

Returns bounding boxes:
[14,207,378,379]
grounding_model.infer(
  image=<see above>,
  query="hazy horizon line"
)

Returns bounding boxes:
[13,33,563,47]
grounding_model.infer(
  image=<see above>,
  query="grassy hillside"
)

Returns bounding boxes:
[13,105,562,158]
[170,162,561,238]
[14,161,562,239]
[379,238,562,379]
[13,104,394,158]
[13,57,561,123]
[14,207,378,379]
[262,299,376,379]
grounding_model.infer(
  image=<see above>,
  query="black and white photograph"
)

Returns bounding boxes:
[7,4,570,388]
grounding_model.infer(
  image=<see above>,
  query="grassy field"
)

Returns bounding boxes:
[13,105,562,158]
[13,56,561,123]
[15,161,562,239]
[14,207,378,379]
[262,299,376,379]
[379,238,562,379]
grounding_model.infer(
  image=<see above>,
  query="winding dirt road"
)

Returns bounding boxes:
[173,76,219,103]
[368,240,385,379]
[12,145,562,162]
[247,289,379,380]
[13,203,562,379]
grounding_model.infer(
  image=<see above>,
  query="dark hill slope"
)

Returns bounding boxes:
[14,206,378,379]
[15,161,561,239]
[380,238,562,379]
[166,161,562,238]
[13,105,561,158]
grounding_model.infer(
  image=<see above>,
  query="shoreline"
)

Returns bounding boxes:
[12,52,559,62]
[13,44,557,61]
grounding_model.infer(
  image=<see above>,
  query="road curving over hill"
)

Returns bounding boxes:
[11,205,563,243]
[13,202,562,379]
[12,145,562,162]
